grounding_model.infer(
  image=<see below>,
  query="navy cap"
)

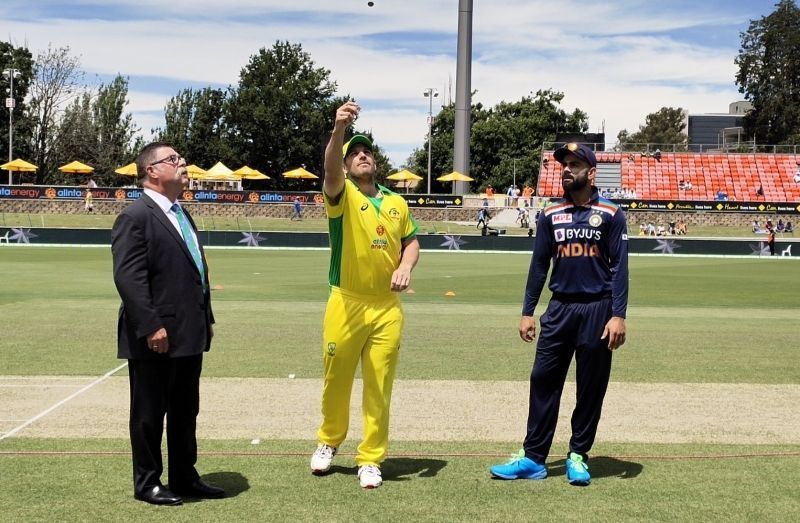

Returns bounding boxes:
[553,143,597,168]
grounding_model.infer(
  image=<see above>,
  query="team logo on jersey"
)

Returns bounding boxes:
[589,214,603,227]
[327,343,336,357]
[553,214,572,224]
[554,229,565,242]
[622,234,628,241]
[360,203,369,211]
[376,224,385,236]
[388,208,400,219]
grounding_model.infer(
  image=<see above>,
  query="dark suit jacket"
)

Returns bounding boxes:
[112,193,214,360]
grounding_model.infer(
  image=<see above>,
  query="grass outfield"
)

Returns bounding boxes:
[0,211,776,237]
[1,247,799,383]
[1,439,799,521]
[1,247,800,520]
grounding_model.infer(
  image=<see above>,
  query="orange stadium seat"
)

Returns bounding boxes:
[536,151,800,202]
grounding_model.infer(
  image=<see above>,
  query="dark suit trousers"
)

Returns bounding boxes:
[128,355,203,494]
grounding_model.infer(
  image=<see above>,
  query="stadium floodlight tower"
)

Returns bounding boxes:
[453,0,472,195]
[3,67,22,184]
[423,87,439,194]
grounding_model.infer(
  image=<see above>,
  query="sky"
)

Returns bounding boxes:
[0,0,782,169]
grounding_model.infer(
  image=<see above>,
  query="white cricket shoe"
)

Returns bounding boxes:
[358,465,383,489]
[310,444,337,474]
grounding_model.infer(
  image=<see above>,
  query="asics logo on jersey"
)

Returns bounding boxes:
[360,203,369,211]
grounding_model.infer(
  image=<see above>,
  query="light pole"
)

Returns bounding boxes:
[3,67,21,185]
[423,87,438,194]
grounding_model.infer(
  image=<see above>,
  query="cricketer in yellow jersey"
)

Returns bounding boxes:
[310,100,420,489]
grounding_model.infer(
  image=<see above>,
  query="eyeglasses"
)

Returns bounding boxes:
[149,154,183,167]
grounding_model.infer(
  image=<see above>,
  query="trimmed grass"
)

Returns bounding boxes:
[0,439,798,521]
[0,211,782,237]
[1,248,799,383]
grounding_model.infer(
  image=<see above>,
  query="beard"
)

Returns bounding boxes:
[562,173,588,192]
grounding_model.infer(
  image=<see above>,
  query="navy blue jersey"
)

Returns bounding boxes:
[523,188,629,318]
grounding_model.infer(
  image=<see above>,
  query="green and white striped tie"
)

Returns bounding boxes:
[171,204,206,287]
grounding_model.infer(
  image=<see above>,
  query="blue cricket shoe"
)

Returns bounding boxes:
[566,452,591,486]
[489,449,547,480]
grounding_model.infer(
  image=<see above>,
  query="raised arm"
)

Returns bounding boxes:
[323,101,360,201]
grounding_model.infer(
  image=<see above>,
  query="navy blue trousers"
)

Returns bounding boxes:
[523,297,613,463]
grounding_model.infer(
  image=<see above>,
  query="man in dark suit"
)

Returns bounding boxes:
[111,142,224,505]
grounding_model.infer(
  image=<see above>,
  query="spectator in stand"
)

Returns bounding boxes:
[486,184,494,198]
[756,185,764,197]
[513,185,521,206]
[656,224,666,236]
[86,176,98,189]
[654,149,662,161]
[668,221,676,235]
[777,219,785,233]
[766,219,774,232]
[678,178,686,190]
[793,170,800,183]
[767,229,776,256]
[639,223,647,236]
[522,184,534,206]
[785,220,794,233]
[647,222,656,236]
[716,190,727,201]
[752,220,760,233]
[685,180,692,190]
[676,221,687,235]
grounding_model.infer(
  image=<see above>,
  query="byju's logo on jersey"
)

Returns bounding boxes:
[554,229,566,242]
[553,214,572,225]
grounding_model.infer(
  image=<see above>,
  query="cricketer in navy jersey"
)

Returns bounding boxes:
[490,142,629,486]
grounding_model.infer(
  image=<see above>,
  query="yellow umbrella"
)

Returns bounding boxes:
[1,158,38,184]
[186,164,207,179]
[203,161,238,181]
[59,160,95,174]
[437,171,474,182]
[386,169,422,181]
[282,167,319,179]
[114,162,138,176]
[232,165,270,180]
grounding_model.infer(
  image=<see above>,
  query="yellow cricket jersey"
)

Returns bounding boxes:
[325,179,418,296]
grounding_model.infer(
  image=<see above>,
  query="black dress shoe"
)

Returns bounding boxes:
[171,479,225,499]
[134,485,183,506]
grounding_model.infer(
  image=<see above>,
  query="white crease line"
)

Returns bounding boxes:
[0,363,128,441]
[0,384,87,388]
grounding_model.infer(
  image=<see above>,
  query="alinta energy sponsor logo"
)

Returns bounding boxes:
[248,192,260,203]
[313,193,325,204]
[45,187,57,199]
[183,190,194,201]
[0,187,41,198]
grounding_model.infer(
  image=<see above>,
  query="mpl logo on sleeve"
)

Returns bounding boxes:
[552,214,572,225]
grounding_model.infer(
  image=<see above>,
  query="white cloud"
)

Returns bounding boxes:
[0,0,774,166]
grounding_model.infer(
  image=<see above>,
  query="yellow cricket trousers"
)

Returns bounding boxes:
[317,287,403,466]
